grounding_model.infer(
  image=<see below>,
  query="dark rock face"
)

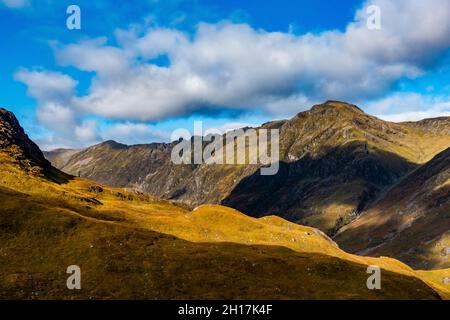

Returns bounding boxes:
[222,142,416,232]
[44,101,450,234]
[335,147,450,269]
[0,108,50,170]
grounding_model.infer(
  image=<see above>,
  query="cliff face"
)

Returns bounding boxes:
[45,101,450,236]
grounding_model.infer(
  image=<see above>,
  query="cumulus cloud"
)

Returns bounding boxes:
[14,69,169,149]
[55,38,131,79]
[15,69,77,104]
[14,69,100,147]
[371,93,450,122]
[42,0,450,122]
[377,109,450,122]
[15,0,450,147]
[366,93,429,114]
[102,122,168,145]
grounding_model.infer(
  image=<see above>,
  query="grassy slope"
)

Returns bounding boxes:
[0,152,449,300]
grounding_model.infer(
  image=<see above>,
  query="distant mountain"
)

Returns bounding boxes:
[46,101,450,236]
[43,148,81,169]
[335,147,450,269]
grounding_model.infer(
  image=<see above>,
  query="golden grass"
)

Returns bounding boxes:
[0,153,449,299]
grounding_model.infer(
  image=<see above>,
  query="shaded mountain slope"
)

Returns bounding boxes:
[223,102,449,232]
[222,141,415,233]
[335,147,450,270]
[1,107,449,299]
[43,148,81,169]
[46,102,450,234]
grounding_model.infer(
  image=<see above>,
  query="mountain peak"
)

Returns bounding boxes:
[0,107,50,170]
[313,100,365,113]
[97,140,128,149]
[291,101,367,124]
[0,107,23,133]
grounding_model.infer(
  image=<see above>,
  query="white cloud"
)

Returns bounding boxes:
[36,103,77,137]
[1,0,28,8]
[366,93,427,114]
[377,110,450,122]
[15,0,450,148]
[55,38,131,79]
[75,120,99,142]
[350,0,450,65]
[15,69,78,133]
[14,69,77,104]
[371,93,450,122]
[262,95,314,116]
[15,69,100,147]
[102,122,168,145]
[43,0,450,122]
[204,122,259,134]
[14,68,173,148]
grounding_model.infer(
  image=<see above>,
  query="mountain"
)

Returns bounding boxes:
[43,148,81,169]
[0,108,51,173]
[335,147,450,270]
[0,108,69,183]
[46,101,450,236]
[0,107,449,300]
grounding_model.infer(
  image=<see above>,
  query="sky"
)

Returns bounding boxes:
[1,0,450,150]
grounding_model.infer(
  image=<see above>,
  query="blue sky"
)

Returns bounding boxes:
[1,0,450,149]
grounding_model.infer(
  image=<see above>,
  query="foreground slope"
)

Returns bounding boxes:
[46,102,450,236]
[335,147,450,270]
[1,107,449,299]
[1,154,448,299]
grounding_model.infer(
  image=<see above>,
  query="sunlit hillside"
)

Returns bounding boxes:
[0,107,449,300]
[1,147,449,299]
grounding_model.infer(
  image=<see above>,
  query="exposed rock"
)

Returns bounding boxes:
[0,108,51,170]
[88,185,104,193]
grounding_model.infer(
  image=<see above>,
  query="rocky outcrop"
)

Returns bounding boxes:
[0,108,51,170]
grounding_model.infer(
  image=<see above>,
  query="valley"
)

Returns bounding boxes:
[44,101,450,270]
[1,105,449,299]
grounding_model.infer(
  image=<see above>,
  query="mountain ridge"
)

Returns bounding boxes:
[45,102,450,239]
